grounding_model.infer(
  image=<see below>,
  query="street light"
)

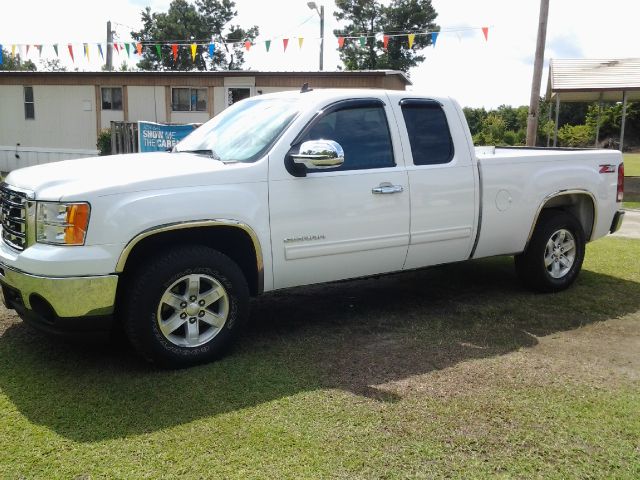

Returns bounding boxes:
[307,1,324,71]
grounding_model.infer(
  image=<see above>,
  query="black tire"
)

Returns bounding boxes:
[515,210,586,293]
[122,245,249,367]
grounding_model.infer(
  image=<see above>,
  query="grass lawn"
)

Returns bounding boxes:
[624,153,640,176]
[0,238,639,478]
[624,201,640,210]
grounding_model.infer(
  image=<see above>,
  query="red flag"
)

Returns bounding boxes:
[68,44,74,62]
[136,43,143,55]
[244,41,251,51]
[338,37,345,49]
[482,27,489,41]
[383,35,389,50]
[283,38,289,51]
[114,43,120,54]
[171,44,178,61]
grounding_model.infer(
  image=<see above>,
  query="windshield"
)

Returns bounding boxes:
[175,97,299,162]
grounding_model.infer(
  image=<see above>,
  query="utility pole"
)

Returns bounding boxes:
[307,2,324,71]
[106,20,114,71]
[525,0,550,146]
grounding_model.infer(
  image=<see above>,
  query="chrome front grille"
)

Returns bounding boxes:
[1,185,29,251]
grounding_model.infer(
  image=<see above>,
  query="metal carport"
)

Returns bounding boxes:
[546,58,640,150]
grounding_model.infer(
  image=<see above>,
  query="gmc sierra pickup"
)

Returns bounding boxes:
[0,89,626,366]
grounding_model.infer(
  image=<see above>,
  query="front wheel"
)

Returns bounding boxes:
[122,246,249,367]
[515,210,586,293]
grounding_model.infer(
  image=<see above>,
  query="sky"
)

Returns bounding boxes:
[2,0,639,108]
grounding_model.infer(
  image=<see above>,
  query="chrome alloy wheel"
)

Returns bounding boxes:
[156,274,229,347]
[544,229,576,279]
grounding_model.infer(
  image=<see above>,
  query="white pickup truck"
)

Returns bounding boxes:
[0,89,625,366]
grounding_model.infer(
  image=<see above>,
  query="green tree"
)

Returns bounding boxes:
[333,0,439,72]
[39,58,67,72]
[131,0,258,71]
[0,48,37,71]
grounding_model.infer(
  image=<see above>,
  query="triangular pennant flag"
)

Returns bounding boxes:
[383,35,389,50]
[208,43,215,58]
[136,43,143,55]
[359,36,366,47]
[113,43,119,54]
[26,45,30,56]
[265,40,271,52]
[431,31,439,47]
[171,44,178,61]
[244,40,251,51]
[0,47,3,65]
[53,44,59,57]
[408,34,415,49]
[36,45,43,57]
[97,43,104,59]
[124,43,130,57]
[84,43,90,61]
[156,44,162,59]
[338,37,345,49]
[11,45,16,58]
[298,37,304,49]
[283,38,289,51]
[190,43,197,61]
[68,44,74,62]
[482,27,489,41]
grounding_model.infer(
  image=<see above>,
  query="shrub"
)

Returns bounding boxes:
[97,129,112,156]
[557,124,594,147]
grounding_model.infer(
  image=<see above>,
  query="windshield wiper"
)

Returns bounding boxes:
[175,149,221,160]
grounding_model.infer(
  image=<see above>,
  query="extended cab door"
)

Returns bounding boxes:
[268,97,410,289]
[391,97,478,269]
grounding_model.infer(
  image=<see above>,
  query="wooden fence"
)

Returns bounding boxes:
[110,122,139,154]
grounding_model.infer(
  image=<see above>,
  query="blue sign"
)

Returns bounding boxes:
[138,121,199,153]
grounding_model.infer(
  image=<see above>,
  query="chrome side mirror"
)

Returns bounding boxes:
[291,140,344,170]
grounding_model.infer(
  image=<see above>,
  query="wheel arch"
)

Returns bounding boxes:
[525,190,596,250]
[115,220,264,296]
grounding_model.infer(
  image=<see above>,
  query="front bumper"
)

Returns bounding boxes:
[610,210,625,234]
[0,263,118,333]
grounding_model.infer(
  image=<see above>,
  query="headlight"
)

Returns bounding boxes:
[36,202,91,245]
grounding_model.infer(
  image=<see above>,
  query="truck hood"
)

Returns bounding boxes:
[4,152,255,200]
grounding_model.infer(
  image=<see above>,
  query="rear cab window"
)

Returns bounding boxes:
[400,99,454,166]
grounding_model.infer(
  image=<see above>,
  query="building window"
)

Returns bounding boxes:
[101,87,123,110]
[226,87,252,107]
[24,86,35,120]
[172,87,207,112]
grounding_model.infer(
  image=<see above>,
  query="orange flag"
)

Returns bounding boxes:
[136,43,143,55]
[383,35,389,50]
[338,37,345,48]
[244,41,251,51]
[482,27,489,41]
[171,44,178,61]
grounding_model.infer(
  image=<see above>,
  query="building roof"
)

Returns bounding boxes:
[0,69,411,89]
[547,58,640,102]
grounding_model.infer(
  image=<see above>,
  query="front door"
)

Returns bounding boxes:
[269,98,410,289]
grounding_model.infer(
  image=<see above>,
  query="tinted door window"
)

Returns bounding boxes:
[303,105,394,171]
[401,102,454,165]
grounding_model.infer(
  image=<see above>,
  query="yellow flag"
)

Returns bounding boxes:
[11,45,16,58]
[191,43,197,61]
[408,34,415,49]
[84,43,90,61]
[298,37,304,49]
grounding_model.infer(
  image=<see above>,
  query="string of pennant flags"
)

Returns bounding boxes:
[0,26,489,65]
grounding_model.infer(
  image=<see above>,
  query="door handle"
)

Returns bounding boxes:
[372,182,404,194]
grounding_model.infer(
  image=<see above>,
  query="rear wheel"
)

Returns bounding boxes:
[122,246,249,367]
[515,210,586,292]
